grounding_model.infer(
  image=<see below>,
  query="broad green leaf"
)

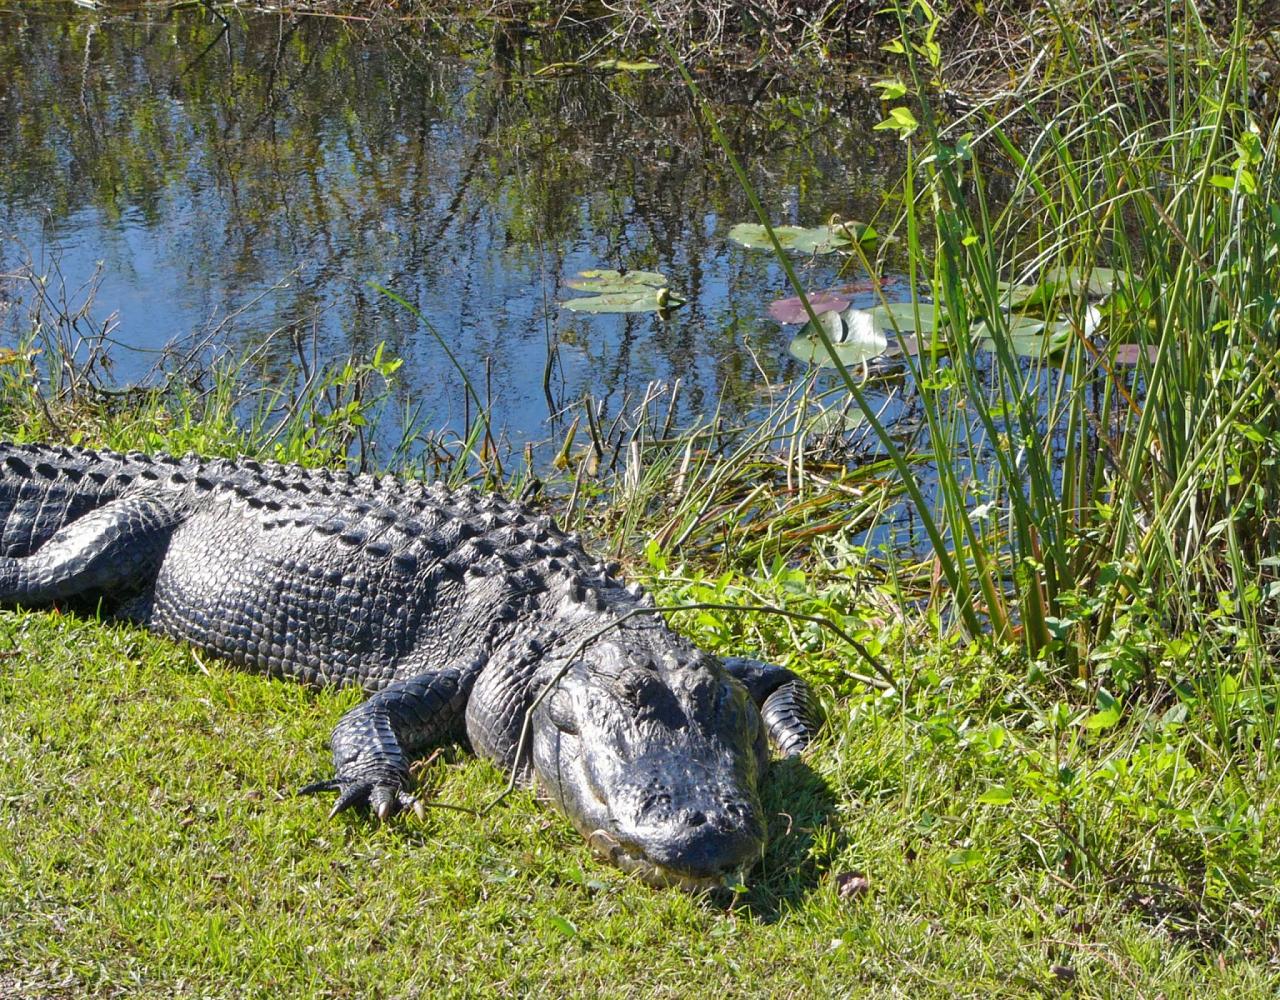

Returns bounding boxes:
[563,290,680,313]
[1038,266,1130,298]
[977,786,1013,805]
[975,314,1072,356]
[546,915,578,938]
[869,301,941,335]
[872,78,907,100]
[788,308,889,369]
[1083,707,1121,730]
[874,106,919,138]
[996,280,1051,308]
[1084,690,1122,730]
[565,269,668,293]
[945,849,985,870]
[728,222,875,255]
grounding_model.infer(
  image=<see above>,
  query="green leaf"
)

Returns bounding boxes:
[727,222,874,255]
[975,314,1072,356]
[562,270,685,313]
[788,307,889,369]
[1037,266,1131,298]
[945,849,985,870]
[564,269,668,293]
[1083,693,1122,730]
[977,786,1013,805]
[869,301,942,335]
[562,290,671,313]
[546,915,578,938]
[872,78,907,100]
[1083,707,1120,730]
[874,106,919,138]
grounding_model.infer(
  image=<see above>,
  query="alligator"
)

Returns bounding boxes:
[0,441,818,889]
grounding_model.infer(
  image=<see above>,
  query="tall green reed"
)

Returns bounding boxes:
[882,0,1280,688]
[663,0,1278,692]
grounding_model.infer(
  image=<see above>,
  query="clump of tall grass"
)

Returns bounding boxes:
[678,0,1280,691]
[870,0,1280,688]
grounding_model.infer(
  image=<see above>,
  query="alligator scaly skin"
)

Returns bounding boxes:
[0,442,819,886]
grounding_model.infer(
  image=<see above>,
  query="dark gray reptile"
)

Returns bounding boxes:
[0,441,818,889]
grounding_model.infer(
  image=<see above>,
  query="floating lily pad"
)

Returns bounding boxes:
[768,290,853,324]
[804,406,867,434]
[788,307,889,368]
[996,280,1052,309]
[1040,265,1129,298]
[974,314,1072,356]
[890,333,951,358]
[565,269,668,293]
[729,221,876,255]
[868,301,944,335]
[563,289,685,313]
[562,269,685,313]
[998,267,1133,309]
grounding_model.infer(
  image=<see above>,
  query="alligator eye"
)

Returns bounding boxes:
[546,687,580,736]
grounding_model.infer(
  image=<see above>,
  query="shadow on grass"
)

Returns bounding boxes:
[737,755,839,922]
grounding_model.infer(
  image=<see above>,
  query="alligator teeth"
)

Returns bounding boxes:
[588,829,624,864]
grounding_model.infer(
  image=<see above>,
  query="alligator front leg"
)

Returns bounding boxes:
[0,494,183,606]
[722,657,822,758]
[302,656,485,821]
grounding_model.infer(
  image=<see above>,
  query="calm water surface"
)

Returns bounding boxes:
[0,4,905,454]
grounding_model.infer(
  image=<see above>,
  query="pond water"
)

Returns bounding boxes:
[0,3,907,457]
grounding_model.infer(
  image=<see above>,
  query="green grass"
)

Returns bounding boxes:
[4,0,1280,994]
[2,604,1277,998]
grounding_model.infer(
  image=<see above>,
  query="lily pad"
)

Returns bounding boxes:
[562,269,685,313]
[768,290,854,324]
[996,280,1052,309]
[804,406,867,434]
[890,333,951,358]
[998,267,1133,309]
[974,314,1072,356]
[729,221,876,255]
[868,301,943,335]
[1040,265,1129,298]
[788,307,889,369]
[563,289,684,313]
[565,269,668,293]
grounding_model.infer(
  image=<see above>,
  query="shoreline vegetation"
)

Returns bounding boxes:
[3,0,1280,995]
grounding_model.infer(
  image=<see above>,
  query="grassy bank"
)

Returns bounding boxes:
[3,0,1280,996]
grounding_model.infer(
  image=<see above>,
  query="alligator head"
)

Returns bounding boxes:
[530,640,770,890]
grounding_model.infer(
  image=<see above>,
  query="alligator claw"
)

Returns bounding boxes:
[299,776,422,822]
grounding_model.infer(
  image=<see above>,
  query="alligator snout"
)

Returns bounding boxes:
[606,776,766,883]
[638,803,764,878]
[587,800,764,889]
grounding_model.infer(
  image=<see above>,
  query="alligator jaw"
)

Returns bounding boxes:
[587,829,744,893]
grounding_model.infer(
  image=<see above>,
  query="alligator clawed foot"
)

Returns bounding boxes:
[299,777,425,822]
